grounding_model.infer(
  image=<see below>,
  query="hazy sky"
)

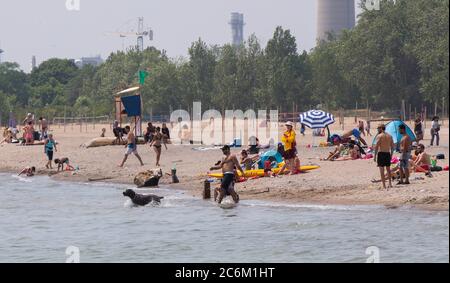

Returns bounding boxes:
[0,0,362,72]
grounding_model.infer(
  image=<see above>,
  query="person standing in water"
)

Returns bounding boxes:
[119,126,144,167]
[374,124,395,189]
[44,133,57,169]
[209,145,245,204]
[398,124,412,185]
[149,127,166,167]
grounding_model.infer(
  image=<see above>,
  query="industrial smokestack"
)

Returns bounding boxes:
[316,0,355,42]
[230,12,244,46]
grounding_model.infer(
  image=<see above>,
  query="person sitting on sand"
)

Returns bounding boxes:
[113,120,125,145]
[209,145,245,204]
[18,166,36,177]
[322,138,346,161]
[248,136,260,154]
[54,158,74,172]
[240,150,254,171]
[44,133,57,169]
[0,128,13,144]
[341,128,367,146]
[100,128,106,137]
[413,144,432,177]
[119,126,144,167]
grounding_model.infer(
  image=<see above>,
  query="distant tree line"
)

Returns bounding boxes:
[0,0,448,124]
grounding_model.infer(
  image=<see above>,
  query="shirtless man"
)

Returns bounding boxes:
[374,124,395,189]
[413,144,432,177]
[398,124,412,185]
[209,145,245,204]
[119,126,144,167]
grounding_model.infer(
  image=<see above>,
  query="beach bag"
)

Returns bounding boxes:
[436,154,445,160]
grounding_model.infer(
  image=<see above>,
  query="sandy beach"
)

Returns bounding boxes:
[1,119,448,211]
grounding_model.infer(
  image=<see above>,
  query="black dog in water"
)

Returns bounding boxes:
[123,189,164,206]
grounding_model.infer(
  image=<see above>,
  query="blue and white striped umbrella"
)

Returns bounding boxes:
[299,110,335,129]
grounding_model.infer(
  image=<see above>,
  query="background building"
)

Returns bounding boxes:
[230,12,245,46]
[316,0,355,41]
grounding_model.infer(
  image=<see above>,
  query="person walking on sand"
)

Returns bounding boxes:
[398,124,412,185]
[149,127,166,167]
[374,124,395,189]
[209,145,245,204]
[414,116,424,142]
[365,120,372,136]
[44,133,57,169]
[430,116,440,146]
[119,126,144,167]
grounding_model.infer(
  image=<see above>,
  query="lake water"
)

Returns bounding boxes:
[0,173,448,263]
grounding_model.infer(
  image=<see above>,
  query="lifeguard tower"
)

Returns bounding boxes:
[114,86,143,136]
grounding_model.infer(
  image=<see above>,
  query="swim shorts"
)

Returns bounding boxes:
[377,152,391,167]
[399,153,411,170]
[221,173,235,196]
[125,146,137,155]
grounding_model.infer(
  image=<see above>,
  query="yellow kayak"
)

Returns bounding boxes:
[208,165,320,179]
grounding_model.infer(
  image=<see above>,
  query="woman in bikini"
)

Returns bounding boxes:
[149,127,165,167]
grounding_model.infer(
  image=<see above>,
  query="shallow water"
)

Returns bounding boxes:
[0,173,448,263]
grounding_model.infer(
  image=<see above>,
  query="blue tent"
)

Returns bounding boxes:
[257,150,283,169]
[372,120,416,150]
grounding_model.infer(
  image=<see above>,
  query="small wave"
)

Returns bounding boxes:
[11,175,33,183]
[241,200,380,211]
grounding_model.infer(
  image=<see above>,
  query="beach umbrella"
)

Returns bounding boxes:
[372,120,416,149]
[299,110,335,129]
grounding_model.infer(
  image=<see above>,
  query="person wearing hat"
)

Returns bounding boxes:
[278,121,298,175]
[374,123,395,189]
[209,145,245,204]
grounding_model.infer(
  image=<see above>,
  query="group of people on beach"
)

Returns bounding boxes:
[116,121,171,168]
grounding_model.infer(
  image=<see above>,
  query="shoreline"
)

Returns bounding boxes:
[1,167,448,212]
[1,121,448,212]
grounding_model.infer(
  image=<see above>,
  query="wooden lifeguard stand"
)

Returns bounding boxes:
[114,86,143,137]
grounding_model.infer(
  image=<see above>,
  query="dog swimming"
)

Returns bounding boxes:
[123,189,164,206]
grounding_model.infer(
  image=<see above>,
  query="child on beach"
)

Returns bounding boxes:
[18,166,36,177]
[100,128,106,137]
[44,133,57,169]
[54,158,74,172]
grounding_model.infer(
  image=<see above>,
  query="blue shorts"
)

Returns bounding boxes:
[399,153,411,170]
[352,129,361,139]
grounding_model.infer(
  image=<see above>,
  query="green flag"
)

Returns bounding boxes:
[138,70,149,85]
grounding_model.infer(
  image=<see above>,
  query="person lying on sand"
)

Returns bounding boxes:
[55,158,75,172]
[209,145,245,204]
[334,144,361,161]
[18,166,36,177]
